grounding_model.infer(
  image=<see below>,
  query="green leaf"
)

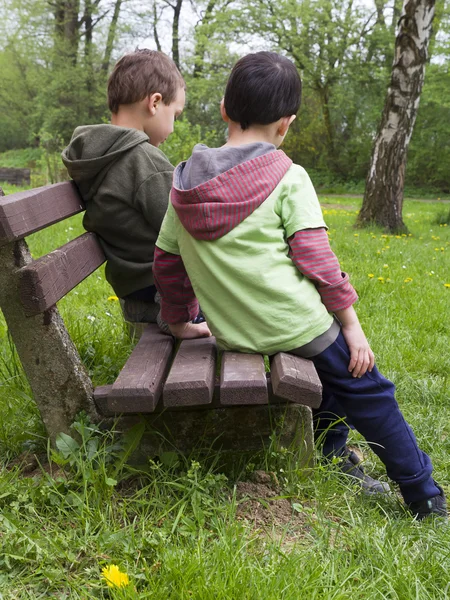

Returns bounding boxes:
[55,432,80,458]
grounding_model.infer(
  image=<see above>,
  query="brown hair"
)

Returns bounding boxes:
[107,49,185,114]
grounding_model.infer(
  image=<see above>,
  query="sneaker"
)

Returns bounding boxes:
[408,485,448,521]
[339,449,391,496]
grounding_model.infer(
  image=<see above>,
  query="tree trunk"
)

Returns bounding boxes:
[193,0,216,78]
[153,1,162,52]
[172,0,183,70]
[84,0,94,117]
[358,0,435,232]
[102,0,123,74]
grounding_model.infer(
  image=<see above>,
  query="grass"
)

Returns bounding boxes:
[0,194,450,598]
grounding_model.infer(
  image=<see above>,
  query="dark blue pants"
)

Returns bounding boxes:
[292,331,439,504]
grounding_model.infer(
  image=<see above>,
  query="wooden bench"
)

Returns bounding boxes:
[0,182,322,460]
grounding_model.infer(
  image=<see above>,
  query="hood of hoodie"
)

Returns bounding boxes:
[61,124,149,201]
[171,143,292,241]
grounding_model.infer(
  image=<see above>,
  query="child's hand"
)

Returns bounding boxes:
[341,322,375,378]
[169,321,212,339]
[334,306,375,378]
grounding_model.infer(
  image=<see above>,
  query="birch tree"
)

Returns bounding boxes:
[358,0,436,232]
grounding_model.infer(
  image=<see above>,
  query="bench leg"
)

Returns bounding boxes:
[0,237,98,444]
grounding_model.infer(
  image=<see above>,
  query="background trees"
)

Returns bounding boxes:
[358,0,437,232]
[0,0,449,199]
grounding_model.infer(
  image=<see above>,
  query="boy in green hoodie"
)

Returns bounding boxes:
[62,49,186,325]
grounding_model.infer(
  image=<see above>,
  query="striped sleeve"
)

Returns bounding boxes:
[288,228,358,312]
[153,246,199,323]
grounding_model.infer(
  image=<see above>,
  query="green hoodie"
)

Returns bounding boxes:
[62,124,174,298]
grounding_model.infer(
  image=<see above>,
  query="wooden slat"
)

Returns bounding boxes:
[93,385,114,416]
[220,352,268,405]
[163,337,217,407]
[107,325,174,413]
[19,232,105,315]
[0,182,85,246]
[270,353,322,408]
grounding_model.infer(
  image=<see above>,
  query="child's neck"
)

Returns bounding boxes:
[224,123,279,148]
[111,106,145,132]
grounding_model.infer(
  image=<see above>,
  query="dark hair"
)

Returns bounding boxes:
[107,49,185,114]
[224,52,302,130]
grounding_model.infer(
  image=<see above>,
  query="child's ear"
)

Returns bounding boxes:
[148,92,163,116]
[278,115,296,137]
[220,99,230,123]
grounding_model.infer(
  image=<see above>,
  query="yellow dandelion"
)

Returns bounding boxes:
[404,277,413,283]
[107,295,119,302]
[445,284,450,288]
[354,233,359,237]
[378,277,385,282]
[368,274,374,278]
[101,565,130,588]
[395,235,401,239]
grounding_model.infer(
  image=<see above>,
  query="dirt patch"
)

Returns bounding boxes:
[235,470,311,544]
[6,451,65,479]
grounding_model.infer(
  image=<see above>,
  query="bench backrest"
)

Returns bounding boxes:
[0,182,105,315]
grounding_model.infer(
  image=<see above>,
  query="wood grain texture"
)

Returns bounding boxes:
[107,325,174,413]
[270,352,322,408]
[220,352,268,405]
[0,182,84,246]
[93,385,114,416]
[19,232,105,315]
[163,337,217,407]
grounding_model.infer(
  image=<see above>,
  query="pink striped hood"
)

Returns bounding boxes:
[170,149,292,241]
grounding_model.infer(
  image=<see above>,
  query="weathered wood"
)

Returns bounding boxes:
[19,232,105,315]
[163,337,216,407]
[270,352,322,408]
[0,167,30,186]
[0,182,84,246]
[0,190,98,443]
[116,402,314,463]
[93,385,115,417]
[220,352,268,405]
[107,325,174,413]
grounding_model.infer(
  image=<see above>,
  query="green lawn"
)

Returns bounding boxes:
[0,196,449,599]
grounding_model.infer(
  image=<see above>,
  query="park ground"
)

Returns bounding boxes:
[0,190,449,598]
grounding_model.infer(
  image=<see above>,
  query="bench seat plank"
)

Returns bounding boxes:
[270,352,322,408]
[19,232,105,315]
[0,182,84,246]
[107,325,174,413]
[163,337,217,407]
[220,352,268,405]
